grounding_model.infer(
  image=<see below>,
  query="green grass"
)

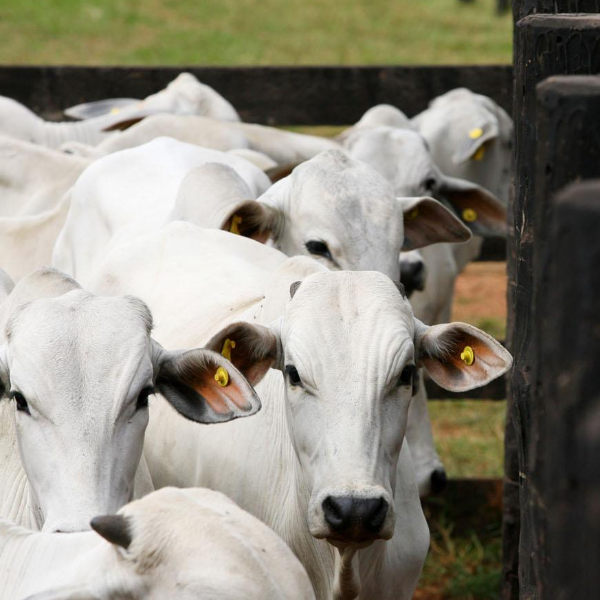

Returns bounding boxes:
[0,0,512,66]
[429,400,505,478]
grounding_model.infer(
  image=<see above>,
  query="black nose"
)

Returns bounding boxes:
[322,496,389,538]
[400,260,426,297]
[430,468,448,494]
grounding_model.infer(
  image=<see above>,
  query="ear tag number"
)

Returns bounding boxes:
[462,208,477,222]
[469,128,483,139]
[460,346,474,366]
[230,215,243,235]
[406,208,419,220]
[215,339,236,387]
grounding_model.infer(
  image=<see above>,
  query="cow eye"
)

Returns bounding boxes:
[423,178,437,193]
[136,387,154,411]
[305,240,332,260]
[285,365,302,387]
[10,391,30,415]
[397,365,416,388]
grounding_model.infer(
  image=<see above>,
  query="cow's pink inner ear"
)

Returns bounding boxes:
[420,325,510,392]
[180,355,255,413]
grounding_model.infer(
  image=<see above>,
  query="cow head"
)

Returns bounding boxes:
[0,268,260,533]
[255,150,470,284]
[205,270,511,547]
[343,127,507,238]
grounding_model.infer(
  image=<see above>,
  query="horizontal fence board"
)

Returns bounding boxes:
[423,477,502,536]
[0,64,512,125]
[426,374,506,400]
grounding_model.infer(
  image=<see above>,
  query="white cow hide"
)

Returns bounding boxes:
[89,224,513,600]
[0,486,315,600]
[0,267,261,532]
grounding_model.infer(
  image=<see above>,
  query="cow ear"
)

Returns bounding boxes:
[453,123,499,165]
[219,201,273,243]
[416,320,512,392]
[63,98,140,120]
[398,197,472,251]
[265,162,301,184]
[204,322,282,383]
[91,514,132,549]
[153,342,262,425]
[438,176,506,237]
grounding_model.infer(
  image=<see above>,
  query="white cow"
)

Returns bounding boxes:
[1,486,315,600]
[0,73,239,149]
[0,136,91,281]
[53,143,469,285]
[0,267,261,533]
[62,115,340,165]
[90,224,513,600]
[343,125,507,494]
[52,138,272,282]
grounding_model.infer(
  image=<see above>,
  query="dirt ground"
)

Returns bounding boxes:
[452,261,507,322]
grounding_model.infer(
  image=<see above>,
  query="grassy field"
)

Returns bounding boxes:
[0,0,512,66]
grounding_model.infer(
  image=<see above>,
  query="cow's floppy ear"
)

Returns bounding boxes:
[438,177,506,237]
[91,514,132,549]
[205,322,282,383]
[218,201,273,243]
[152,341,261,425]
[64,98,140,120]
[415,320,512,392]
[453,123,499,165]
[398,197,471,251]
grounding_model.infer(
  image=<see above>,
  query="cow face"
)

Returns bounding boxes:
[206,271,512,548]
[0,269,260,533]
[257,150,470,285]
[343,127,507,238]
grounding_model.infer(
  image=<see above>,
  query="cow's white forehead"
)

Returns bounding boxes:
[7,291,153,392]
[283,270,414,346]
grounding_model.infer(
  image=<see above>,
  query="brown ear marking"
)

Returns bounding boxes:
[221,201,273,244]
[91,514,132,549]
[102,117,146,132]
[265,162,301,183]
[205,323,278,386]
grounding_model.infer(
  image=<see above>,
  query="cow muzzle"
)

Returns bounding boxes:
[310,488,395,547]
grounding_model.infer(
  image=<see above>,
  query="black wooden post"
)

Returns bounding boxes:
[537,179,600,600]
[505,5,600,599]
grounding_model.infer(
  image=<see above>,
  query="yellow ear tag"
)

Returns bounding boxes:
[110,107,120,115]
[460,346,475,366]
[472,145,486,161]
[406,207,419,220]
[462,208,477,222]
[214,339,236,387]
[229,215,243,235]
[469,127,483,139]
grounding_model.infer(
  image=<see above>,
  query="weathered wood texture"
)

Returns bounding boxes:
[513,0,600,20]
[0,65,513,125]
[530,79,600,600]
[537,180,600,600]
[504,10,600,600]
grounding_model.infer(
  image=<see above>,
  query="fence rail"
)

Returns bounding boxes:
[0,64,513,125]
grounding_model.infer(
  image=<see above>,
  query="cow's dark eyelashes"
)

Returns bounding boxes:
[305,240,333,261]
[9,391,30,415]
[285,365,302,387]
[397,365,416,388]
[136,387,154,411]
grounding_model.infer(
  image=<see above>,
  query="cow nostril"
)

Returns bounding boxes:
[430,468,448,494]
[322,496,346,531]
[322,496,389,535]
[365,497,389,532]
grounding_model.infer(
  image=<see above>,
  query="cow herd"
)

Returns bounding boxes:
[0,73,513,600]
